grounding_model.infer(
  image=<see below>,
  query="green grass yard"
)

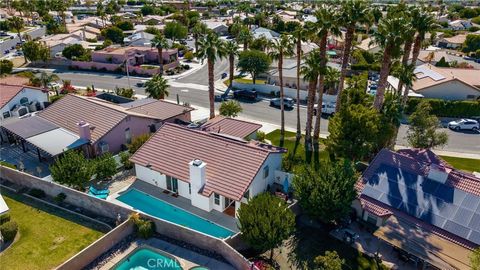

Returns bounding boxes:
[223,78,267,86]
[439,156,480,172]
[0,191,106,270]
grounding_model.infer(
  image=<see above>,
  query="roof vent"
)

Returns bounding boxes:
[192,159,203,167]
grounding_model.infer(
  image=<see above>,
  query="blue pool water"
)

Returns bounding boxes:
[115,247,182,270]
[117,189,234,238]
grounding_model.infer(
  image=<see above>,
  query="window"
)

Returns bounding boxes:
[125,128,132,144]
[166,176,178,193]
[263,166,269,179]
[243,189,250,199]
[214,193,220,205]
[99,142,109,154]
[2,111,10,119]
[188,183,191,194]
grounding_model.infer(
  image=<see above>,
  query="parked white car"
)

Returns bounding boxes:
[313,103,336,116]
[448,119,479,131]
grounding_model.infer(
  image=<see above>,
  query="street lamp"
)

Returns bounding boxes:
[124,56,134,89]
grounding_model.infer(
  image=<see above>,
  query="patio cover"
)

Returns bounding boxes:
[1,116,58,138]
[0,194,9,215]
[374,216,472,270]
[25,128,88,157]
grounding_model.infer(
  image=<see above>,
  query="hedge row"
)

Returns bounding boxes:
[406,98,480,117]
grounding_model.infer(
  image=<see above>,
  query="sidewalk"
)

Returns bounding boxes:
[394,145,480,159]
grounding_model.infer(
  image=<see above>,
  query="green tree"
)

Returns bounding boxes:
[301,49,321,148]
[435,56,450,67]
[93,152,117,180]
[38,71,60,93]
[196,32,226,119]
[237,26,253,50]
[463,34,480,53]
[22,40,50,63]
[407,101,448,149]
[237,50,270,85]
[314,251,344,270]
[293,159,357,224]
[191,22,208,53]
[62,44,86,60]
[7,17,24,42]
[101,26,124,44]
[164,21,187,43]
[471,247,480,270]
[115,20,134,31]
[219,100,242,118]
[128,133,152,154]
[410,8,437,73]
[0,59,13,76]
[151,34,169,75]
[115,86,135,98]
[237,193,295,261]
[145,74,169,99]
[224,41,239,89]
[50,151,93,190]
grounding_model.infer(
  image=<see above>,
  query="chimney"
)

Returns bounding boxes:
[427,163,450,184]
[77,121,91,141]
[189,159,206,192]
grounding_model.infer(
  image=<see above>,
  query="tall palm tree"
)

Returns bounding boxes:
[151,34,169,75]
[268,34,294,144]
[293,26,306,139]
[410,8,437,68]
[7,17,24,42]
[300,49,321,149]
[310,6,341,145]
[145,74,169,99]
[237,26,253,51]
[396,5,416,95]
[192,22,208,53]
[196,32,226,119]
[224,41,239,89]
[39,72,60,90]
[372,13,407,111]
[336,0,370,112]
[393,64,417,107]
[324,66,340,95]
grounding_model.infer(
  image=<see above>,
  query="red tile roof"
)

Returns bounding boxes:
[0,77,43,109]
[130,123,285,200]
[124,99,193,121]
[201,116,262,138]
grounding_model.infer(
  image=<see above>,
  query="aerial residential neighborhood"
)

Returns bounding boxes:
[0,1,479,270]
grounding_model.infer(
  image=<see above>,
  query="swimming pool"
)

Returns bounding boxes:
[117,189,234,238]
[115,247,182,270]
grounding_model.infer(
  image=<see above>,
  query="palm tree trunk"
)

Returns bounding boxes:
[411,34,423,67]
[229,54,234,88]
[305,79,317,149]
[279,54,285,144]
[243,41,247,51]
[373,46,393,111]
[397,37,413,94]
[208,58,215,119]
[335,26,354,112]
[296,38,301,139]
[313,36,327,145]
[158,48,164,75]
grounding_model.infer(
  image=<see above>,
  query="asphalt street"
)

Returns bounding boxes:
[44,59,479,155]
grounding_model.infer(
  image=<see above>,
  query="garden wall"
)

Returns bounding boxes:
[56,219,134,270]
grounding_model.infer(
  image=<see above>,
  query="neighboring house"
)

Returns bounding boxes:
[204,21,229,36]
[275,10,299,23]
[130,123,286,217]
[388,64,480,100]
[251,27,280,40]
[49,11,74,24]
[0,77,48,122]
[448,19,473,30]
[123,31,156,46]
[40,33,97,57]
[353,148,480,270]
[143,15,167,25]
[1,94,193,158]
[200,116,262,140]
[437,34,469,49]
[356,37,381,54]
[415,48,455,66]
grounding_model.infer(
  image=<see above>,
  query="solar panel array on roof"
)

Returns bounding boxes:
[362,163,480,245]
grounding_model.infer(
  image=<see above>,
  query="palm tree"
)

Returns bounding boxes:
[151,34,169,75]
[237,26,253,51]
[371,13,407,111]
[324,66,340,95]
[396,5,416,95]
[410,8,437,68]
[224,41,239,89]
[145,74,169,99]
[192,22,208,53]
[310,6,341,145]
[293,26,306,139]
[393,64,417,107]
[336,0,370,112]
[196,32,226,119]
[7,17,24,42]
[268,34,294,144]
[300,49,321,149]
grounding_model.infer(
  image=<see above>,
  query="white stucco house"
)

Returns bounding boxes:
[130,123,286,217]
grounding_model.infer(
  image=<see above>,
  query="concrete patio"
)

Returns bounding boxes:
[109,179,239,233]
[0,141,52,178]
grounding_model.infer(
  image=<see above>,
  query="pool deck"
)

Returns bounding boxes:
[100,238,235,270]
[109,179,240,233]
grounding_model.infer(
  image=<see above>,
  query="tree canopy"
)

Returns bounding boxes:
[101,26,124,44]
[22,41,50,62]
[407,101,448,149]
[50,150,93,190]
[62,44,86,60]
[219,100,243,118]
[0,60,13,76]
[237,50,271,84]
[164,21,188,42]
[314,251,345,270]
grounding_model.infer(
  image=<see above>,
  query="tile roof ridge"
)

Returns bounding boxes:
[68,94,128,115]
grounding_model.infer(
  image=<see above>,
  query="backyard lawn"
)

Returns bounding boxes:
[440,155,480,172]
[0,191,106,270]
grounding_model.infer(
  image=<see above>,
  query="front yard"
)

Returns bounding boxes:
[0,191,106,270]
[439,155,480,172]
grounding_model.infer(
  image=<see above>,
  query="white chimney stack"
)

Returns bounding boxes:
[77,121,91,141]
[189,159,206,192]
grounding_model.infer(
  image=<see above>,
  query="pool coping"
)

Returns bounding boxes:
[114,188,236,239]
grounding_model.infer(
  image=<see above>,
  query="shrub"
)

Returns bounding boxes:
[256,131,266,142]
[54,193,67,204]
[93,153,117,180]
[0,221,18,242]
[0,161,16,169]
[120,151,133,169]
[49,94,65,103]
[29,188,46,198]
[405,98,480,118]
[0,214,11,225]
[183,51,194,61]
[182,64,190,70]
[128,134,152,154]
[130,213,155,239]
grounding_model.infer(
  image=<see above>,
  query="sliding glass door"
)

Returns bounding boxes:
[166,176,178,193]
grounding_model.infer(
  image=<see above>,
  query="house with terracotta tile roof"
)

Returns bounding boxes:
[1,94,193,158]
[0,77,48,122]
[353,148,480,270]
[200,116,262,139]
[130,123,286,217]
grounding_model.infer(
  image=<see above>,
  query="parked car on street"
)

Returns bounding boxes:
[136,80,149,87]
[448,119,479,131]
[221,72,228,79]
[313,103,336,116]
[270,97,295,109]
[233,89,257,101]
